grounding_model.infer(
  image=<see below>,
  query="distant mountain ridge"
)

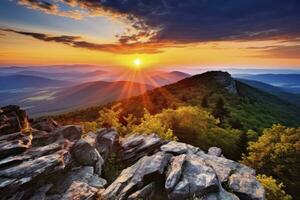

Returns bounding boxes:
[57,71,300,131]
[237,79,300,107]
[234,74,300,94]
[20,81,155,116]
[0,75,72,90]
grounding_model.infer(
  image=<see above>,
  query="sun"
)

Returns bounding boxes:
[133,58,142,69]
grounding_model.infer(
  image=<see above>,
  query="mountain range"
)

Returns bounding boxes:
[57,71,300,132]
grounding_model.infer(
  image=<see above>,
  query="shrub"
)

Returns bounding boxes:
[242,124,300,197]
[257,174,292,200]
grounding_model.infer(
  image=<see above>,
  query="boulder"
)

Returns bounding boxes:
[29,184,53,200]
[161,141,199,155]
[127,182,156,200]
[31,129,60,147]
[0,133,31,159]
[0,150,71,184]
[121,133,163,164]
[197,152,255,183]
[0,105,28,135]
[102,152,172,200]
[49,166,106,195]
[202,190,240,200]
[165,154,186,192]
[60,181,98,200]
[96,128,119,160]
[228,173,264,200]
[208,147,223,157]
[168,154,219,199]
[31,118,59,132]
[53,125,82,141]
[72,139,101,166]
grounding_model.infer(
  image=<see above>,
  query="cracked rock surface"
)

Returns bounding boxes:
[0,106,265,200]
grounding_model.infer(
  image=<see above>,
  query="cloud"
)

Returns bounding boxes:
[1,28,176,54]
[250,45,300,59]
[17,0,300,44]
[18,0,84,19]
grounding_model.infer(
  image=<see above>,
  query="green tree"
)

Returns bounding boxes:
[154,106,241,159]
[242,124,300,198]
[212,97,229,123]
[132,109,175,140]
[201,96,208,108]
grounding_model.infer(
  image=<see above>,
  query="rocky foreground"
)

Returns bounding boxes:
[0,105,265,200]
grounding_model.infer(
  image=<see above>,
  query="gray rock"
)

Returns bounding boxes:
[32,118,59,132]
[102,152,172,200]
[83,131,97,146]
[60,181,98,200]
[96,128,119,160]
[54,125,82,142]
[213,71,237,94]
[72,139,101,166]
[202,190,240,200]
[161,141,199,155]
[127,182,155,200]
[168,154,219,200]
[229,173,264,200]
[0,149,71,190]
[50,166,106,195]
[121,134,144,150]
[197,152,255,183]
[121,133,163,164]
[0,133,31,159]
[0,105,28,135]
[31,129,60,147]
[29,184,53,200]
[94,156,105,176]
[208,147,223,157]
[165,154,186,192]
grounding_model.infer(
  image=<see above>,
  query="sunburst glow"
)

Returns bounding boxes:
[133,58,142,68]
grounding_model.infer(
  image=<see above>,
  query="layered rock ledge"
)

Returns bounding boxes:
[0,105,264,200]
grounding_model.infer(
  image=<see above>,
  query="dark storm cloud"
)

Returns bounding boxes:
[16,0,300,43]
[59,0,300,43]
[1,28,173,54]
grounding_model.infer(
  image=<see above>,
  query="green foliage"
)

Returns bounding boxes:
[212,97,229,123]
[246,129,259,142]
[102,153,123,184]
[97,103,124,133]
[257,174,292,200]
[53,74,300,133]
[145,106,242,159]
[80,121,98,134]
[242,125,300,197]
[132,109,175,140]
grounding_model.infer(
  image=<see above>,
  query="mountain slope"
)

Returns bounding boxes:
[0,75,72,90]
[27,81,155,116]
[234,74,300,94]
[237,79,300,107]
[56,71,300,131]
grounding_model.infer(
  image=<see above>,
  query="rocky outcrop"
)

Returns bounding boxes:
[0,106,105,200]
[213,71,238,94]
[95,128,119,160]
[0,105,28,135]
[121,133,164,164]
[0,105,265,200]
[99,139,264,200]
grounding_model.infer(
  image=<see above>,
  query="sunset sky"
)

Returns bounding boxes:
[1,0,300,69]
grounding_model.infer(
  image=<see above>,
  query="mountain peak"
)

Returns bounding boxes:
[192,71,238,94]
